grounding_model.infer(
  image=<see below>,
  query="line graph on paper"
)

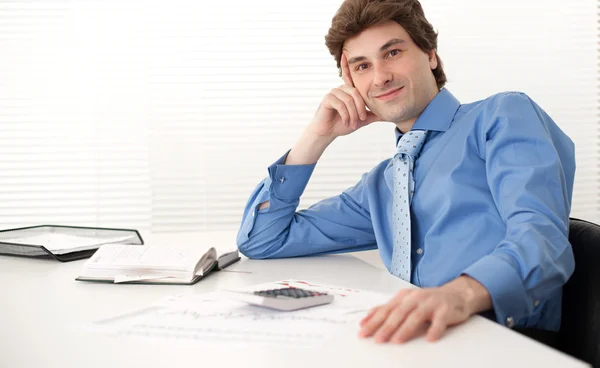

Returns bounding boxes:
[160,307,351,325]
[122,320,329,347]
[88,292,365,348]
[87,281,393,348]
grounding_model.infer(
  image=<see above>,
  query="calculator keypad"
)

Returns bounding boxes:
[253,287,325,298]
[224,286,334,311]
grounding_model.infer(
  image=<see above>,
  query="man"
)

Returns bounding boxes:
[236,0,576,345]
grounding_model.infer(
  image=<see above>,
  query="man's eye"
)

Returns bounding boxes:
[357,63,369,71]
[388,49,401,57]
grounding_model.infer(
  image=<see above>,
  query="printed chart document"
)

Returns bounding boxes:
[86,280,393,348]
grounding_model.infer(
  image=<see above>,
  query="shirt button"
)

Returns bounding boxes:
[534,300,540,307]
[416,248,423,255]
[506,316,515,328]
[279,177,285,184]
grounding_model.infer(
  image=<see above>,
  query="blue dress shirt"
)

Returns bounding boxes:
[236,88,576,331]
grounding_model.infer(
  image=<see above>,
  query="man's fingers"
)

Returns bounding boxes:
[326,96,350,127]
[372,304,413,343]
[341,53,354,87]
[329,88,360,129]
[365,111,381,124]
[360,290,417,339]
[361,288,474,344]
[339,85,367,121]
[426,314,448,342]
[359,306,378,326]
[358,305,393,338]
[390,305,432,344]
[339,84,383,128]
[427,302,469,341]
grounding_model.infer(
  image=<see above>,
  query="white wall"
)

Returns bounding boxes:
[0,0,597,233]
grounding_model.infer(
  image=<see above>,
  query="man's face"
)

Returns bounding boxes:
[343,21,439,127]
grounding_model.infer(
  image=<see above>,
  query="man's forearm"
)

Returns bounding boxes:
[443,275,493,316]
[285,128,335,165]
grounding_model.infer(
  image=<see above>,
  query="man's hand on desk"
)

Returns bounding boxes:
[358,275,493,344]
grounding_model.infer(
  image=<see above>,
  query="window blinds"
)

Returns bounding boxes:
[0,0,597,232]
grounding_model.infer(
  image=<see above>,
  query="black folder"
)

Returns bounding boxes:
[0,224,143,262]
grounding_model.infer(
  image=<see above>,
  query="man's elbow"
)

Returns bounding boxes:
[557,244,576,284]
[236,232,279,260]
[237,244,271,260]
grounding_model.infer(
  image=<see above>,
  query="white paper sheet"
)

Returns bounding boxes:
[7,233,136,254]
[86,243,200,269]
[87,280,393,348]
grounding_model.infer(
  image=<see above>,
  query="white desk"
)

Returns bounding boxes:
[0,231,590,368]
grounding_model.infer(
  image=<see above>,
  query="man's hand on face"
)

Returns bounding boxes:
[358,276,492,344]
[307,53,380,140]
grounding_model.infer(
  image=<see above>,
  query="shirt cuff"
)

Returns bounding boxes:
[267,149,316,202]
[462,254,532,328]
[238,150,317,241]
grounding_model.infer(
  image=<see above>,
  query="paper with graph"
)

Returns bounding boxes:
[87,280,393,347]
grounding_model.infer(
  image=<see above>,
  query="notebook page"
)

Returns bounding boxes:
[86,244,209,274]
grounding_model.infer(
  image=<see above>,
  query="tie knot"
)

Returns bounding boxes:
[396,130,428,158]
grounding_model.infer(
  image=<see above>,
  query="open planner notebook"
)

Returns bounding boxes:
[76,243,240,285]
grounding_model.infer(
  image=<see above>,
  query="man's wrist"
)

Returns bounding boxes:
[285,128,335,165]
[443,275,493,316]
[303,125,337,147]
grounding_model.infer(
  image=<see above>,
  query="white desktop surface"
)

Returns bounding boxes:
[0,231,590,368]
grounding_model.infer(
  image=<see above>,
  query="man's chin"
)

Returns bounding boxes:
[370,104,405,120]
[379,112,409,123]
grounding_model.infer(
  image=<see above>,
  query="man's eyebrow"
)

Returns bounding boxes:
[346,39,406,65]
[380,38,405,51]
[347,55,367,65]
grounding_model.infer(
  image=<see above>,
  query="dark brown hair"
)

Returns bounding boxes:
[325,0,446,90]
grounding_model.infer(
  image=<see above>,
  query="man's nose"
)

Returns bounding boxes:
[373,63,393,88]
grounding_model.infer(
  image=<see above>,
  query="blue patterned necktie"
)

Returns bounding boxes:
[391,130,428,282]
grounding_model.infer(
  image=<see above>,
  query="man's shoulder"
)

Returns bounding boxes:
[453,91,541,132]
[459,90,535,114]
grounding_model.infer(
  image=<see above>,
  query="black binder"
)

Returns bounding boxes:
[0,225,144,262]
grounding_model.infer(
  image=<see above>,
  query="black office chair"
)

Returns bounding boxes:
[556,217,600,367]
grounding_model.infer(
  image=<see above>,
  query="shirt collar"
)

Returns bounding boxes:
[394,88,461,144]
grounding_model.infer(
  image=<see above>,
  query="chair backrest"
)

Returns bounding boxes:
[558,217,600,367]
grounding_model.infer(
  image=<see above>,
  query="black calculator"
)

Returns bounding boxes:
[223,287,334,311]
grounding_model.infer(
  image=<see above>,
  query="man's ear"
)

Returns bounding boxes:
[428,49,438,70]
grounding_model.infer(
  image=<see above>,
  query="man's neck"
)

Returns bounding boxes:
[395,88,440,133]
[395,118,417,134]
